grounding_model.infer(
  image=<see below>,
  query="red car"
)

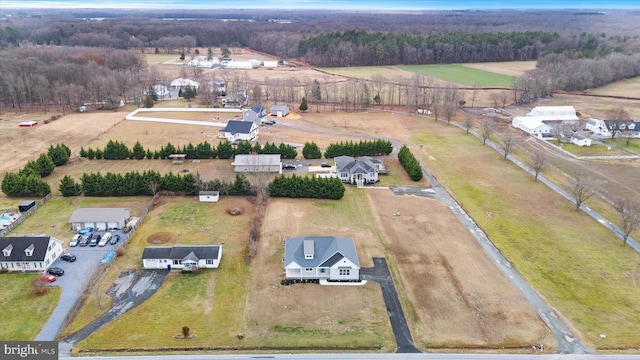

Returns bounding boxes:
[40,274,57,283]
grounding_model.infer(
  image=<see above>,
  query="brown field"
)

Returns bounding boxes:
[588,77,640,99]
[463,61,537,77]
[365,189,553,349]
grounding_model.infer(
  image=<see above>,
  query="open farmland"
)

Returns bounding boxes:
[413,124,640,350]
[397,64,515,87]
[462,61,536,77]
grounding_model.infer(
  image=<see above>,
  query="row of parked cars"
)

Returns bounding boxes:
[69,229,120,247]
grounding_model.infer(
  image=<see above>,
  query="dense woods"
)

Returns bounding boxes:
[0,9,639,109]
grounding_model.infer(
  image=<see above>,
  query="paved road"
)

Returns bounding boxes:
[58,351,640,360]
[360,258,420,353]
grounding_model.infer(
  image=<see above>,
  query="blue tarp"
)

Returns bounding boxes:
[101,251,116,264]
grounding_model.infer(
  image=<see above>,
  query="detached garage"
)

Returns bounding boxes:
[69,208,130,231]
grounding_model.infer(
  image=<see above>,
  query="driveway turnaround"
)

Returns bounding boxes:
[58,269,168,355]
[361,258,420,353]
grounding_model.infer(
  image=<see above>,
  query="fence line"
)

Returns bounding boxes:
[0,194,52,237]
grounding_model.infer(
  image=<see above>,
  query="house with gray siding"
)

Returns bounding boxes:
[243,105,267,124]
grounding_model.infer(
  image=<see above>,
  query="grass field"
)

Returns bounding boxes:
[320,63,517,88]
[0,274,61,340]
[398,64,515,87]
[414,128,640,350]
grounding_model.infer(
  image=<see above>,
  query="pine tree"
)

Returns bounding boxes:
[299,97,308,112]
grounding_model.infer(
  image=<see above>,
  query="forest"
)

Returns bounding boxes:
[0,8,639,110]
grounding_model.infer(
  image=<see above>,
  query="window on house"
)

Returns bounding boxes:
[173,260,182,265]
[206,259,213,265]
[320,268,326,273]
[339,269,350,276]
[305,268,313,272]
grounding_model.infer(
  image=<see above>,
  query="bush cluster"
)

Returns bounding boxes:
[1,143,69,197]
[280,278,320,286]
[324,139,393,158]
[268,175,345,200]
[398,146,423,181]
[80,140,298,160]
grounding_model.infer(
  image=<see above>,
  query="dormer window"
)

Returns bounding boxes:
[25,244,35,257]
[2,244,12,257]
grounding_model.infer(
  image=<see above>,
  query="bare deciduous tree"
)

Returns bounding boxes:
[479,119,496,145]
[569,171,595,211]
[463,111,474,134]
[606,106,630,141]
[500,131,516,159]
[530,150,547,182]
[614,198,640,246]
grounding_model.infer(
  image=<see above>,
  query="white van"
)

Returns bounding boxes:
[98,232,112,247]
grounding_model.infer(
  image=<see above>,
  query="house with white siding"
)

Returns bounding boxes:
[283,236,360,281]
[142,245,222,270]
[217,120,259,141]
[0,236,64,271]
[335,156,382,185]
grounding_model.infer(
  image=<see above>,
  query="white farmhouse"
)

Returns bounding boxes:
[0,236,64,271]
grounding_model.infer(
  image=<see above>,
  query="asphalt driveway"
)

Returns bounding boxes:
[35,229,129,341]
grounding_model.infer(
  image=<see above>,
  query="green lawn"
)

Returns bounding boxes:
[0,274,61,340]
[397,64,514,87]
[415,130,640,349]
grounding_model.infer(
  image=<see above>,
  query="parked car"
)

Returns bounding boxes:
[262,120,276,125]
[40,274,57,283]
[47,267,64,276]
[60,253,77,262]
[321,163,332,168]
[110,234,121,245]
[230,139,240,145]
[88,236,99,247]
[69,234,80,247]
[79,227,94,235]
[283,164,296,170]
[98,232,111,247]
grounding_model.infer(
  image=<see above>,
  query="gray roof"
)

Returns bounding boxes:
[219,120,255,135]
[335,155,378,174]
[250,104,266,114]
[271,104,289,111]
[0,236,53,262]
[69,208,130,223]
[142,245,221,261]
[233,154,281,166]
[284,236,360,268]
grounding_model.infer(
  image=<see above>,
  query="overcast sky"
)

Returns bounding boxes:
[1,0,639,10]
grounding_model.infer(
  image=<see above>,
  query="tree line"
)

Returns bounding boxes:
[80,140,298,161]
[302,139,393,159]
[59,170,254,197]
[398,146,423,181]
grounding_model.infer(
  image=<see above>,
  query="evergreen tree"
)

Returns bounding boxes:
[132,141,145,160]
[299,97,308,112]
[302,142,322,159]
[36,153,55,177]
[87,147,95,160]
[59,175,82,196]
[221,44,231,59]
[143,94,155,108]
[217,141,234,159]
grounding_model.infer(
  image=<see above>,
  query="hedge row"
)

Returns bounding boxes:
[268,175,345,200]
[80,140,298,160]
[60,170,254,197]
[324,139,393,158]
[398,146,423,181]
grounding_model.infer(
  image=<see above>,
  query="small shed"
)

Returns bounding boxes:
[19,121,38,127]
[18,200,36,213]
[168,154,187,164]
[270,105,289,117]
[199,191,220,202]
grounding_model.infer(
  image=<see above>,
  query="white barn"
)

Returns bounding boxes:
[512,117,553,135]
[263,61,278,68]
[225,61,254,69]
